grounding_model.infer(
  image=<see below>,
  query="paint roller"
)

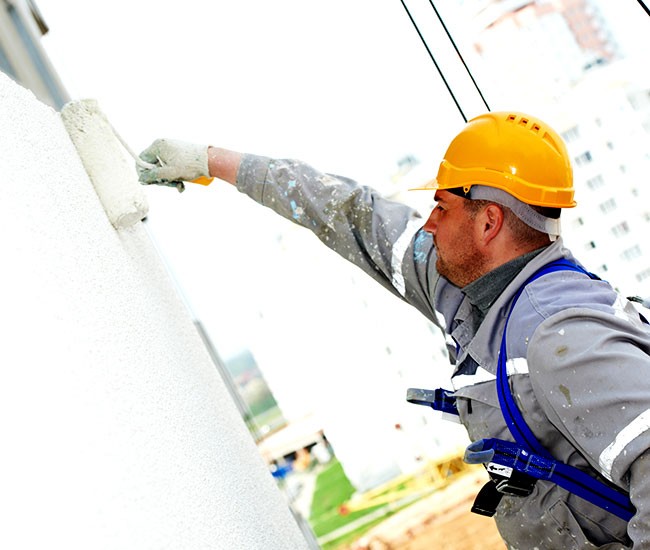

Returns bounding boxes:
[61,99,150,230]
[61,99,214,230]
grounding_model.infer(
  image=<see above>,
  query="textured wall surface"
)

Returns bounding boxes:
[0,72,307,549]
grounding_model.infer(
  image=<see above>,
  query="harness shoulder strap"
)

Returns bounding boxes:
[497,259,635,520]
[497,259,591,456]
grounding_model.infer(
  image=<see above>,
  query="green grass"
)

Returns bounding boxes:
[308,460,433,549]
[310,460,355,519]
[320,514,398,550]
[308,460,386,541]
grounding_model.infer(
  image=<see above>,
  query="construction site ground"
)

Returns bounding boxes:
[344,470,506,550]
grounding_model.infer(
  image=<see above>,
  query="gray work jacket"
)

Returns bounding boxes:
[236,154,650,549]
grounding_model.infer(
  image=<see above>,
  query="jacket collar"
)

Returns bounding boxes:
[462,246,547,322]
[457,237,575,374]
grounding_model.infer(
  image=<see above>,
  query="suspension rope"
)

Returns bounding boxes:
[427,1,490,112]
[399,0,467,122]
[637,0,650,17]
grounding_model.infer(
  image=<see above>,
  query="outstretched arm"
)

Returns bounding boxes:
[137,139,440,322]
[207,147,242,185]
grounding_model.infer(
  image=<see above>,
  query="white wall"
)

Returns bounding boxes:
[0,73,308,549]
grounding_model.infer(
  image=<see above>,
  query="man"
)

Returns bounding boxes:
[138,111,650,548]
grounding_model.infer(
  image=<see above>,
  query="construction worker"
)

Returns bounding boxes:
[138,111,650,548]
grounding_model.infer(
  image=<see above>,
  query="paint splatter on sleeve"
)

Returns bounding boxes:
[236,154,438,320]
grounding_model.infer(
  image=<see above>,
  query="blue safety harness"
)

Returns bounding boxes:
[407,259,636,520]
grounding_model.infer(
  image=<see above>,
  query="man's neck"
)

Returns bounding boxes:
[463,246,548,319]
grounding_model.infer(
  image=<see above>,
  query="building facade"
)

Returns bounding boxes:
[453,0,650,298]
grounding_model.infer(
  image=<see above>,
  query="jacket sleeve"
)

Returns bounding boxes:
[527,305,650,544]
[235,154,439,321]
[628,450,650,547]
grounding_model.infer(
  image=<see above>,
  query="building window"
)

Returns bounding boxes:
[586,241,597,249]
[562,126,580,142]
[575,151,593,166]
[586,174,605,190]
[611,221,630,237]
[636,268,650,282]
[601,264,609,272]
[599,198,617,214]
[622,245,642,261]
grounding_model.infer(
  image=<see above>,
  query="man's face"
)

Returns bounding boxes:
[423,190,487,287]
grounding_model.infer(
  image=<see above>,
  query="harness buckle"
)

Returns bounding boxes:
[406,387,458,415]
[465,438,540,514]
[470,479,503,517]
[487,462,537,496]
[469,462,537,517]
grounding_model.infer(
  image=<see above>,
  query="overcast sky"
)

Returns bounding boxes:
[38,1,473,177]
[37,0,649,183]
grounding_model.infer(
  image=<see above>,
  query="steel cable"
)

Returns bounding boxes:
[398,0,468,122]
[427,1,490,112]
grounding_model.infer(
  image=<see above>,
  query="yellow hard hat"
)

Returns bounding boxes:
[414,111,576,208]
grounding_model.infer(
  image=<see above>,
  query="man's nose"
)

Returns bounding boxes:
[423,209,437,234]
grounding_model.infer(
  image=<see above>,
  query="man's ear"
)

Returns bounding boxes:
[480,203,505,245]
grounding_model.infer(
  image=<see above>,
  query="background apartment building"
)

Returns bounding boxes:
[448,0,650,298]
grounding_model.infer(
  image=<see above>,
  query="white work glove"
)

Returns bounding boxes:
[137,139,210,189]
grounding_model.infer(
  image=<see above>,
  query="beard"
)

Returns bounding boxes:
[435,237,487,288]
